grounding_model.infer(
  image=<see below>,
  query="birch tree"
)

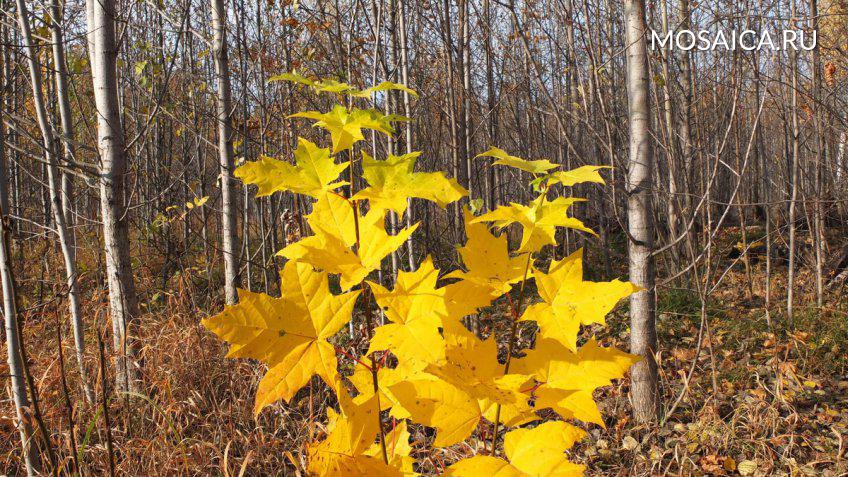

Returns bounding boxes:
[87,0,142,392]
[16,0,93,402]
[0,30,39,476]
[624,0,659,422]
[211,0,240,304]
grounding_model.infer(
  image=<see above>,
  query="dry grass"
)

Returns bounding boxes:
[0,236,846,476]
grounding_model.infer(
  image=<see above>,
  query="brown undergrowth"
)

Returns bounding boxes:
[0,235,845,475]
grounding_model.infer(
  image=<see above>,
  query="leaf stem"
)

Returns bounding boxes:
[349,173,389,464]
[490,187,549,455]
[489,251,532,454]
[360,281,389,464]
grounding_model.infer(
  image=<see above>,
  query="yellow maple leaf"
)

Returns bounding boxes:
[545,165,609,187]
[268,71,317,87]
[435,330,533,424]
[513,337,639,426]
[308,392,401,476]
[445,421,585,476]
[476,147,559,174]
[446,209,528,294]
[352,151,467,215]
[391,331,532,447]
[353,81,419,98]
[502,421,586,475]
[441,279,500,326]
[434,329,530,405]
[369,320,446,373]
[519,248,638,351]
[370,256,446,326]
[234,137,348,198]
[290,105,402,152]
[201,261,360,413]
[365,420,415,474]
[313,78,358,94]
[444,456,524,476]
[350,365,411,419]
[306,192,357,245]
[279,194,418,289]
[389,376,481,447]
[270,73,417,99]
[368,257,448,370]
[478,373,540,428]
[472,196,594,253]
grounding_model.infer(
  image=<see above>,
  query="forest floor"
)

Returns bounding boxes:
[0,230,846,476]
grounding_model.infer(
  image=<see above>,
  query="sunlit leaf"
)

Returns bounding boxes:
[234,137,348,198]
[472,196,595,253]
[476,147,559,174]
[353,151,467,215]
[290,105,402,152]
[519,248,638,351]
[201,261,359,412]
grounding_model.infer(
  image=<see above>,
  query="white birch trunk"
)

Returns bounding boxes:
[0,35,39,477]
[624,0,660,423]
[398,0,415,270]
[17,0,94,403]
[211,0,240,305]
[48,0,95,403]
[87,0,142,393]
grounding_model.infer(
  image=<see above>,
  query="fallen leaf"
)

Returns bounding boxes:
[737,460,757,476]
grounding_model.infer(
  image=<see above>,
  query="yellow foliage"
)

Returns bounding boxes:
[520,248,639,351]
[390,330,533,447]
[364,420,415,474]
[279,194,418,289]
[269,72,418,99]
[201,261,359,413]
[353,151,467,215]
[307,393,402,476]
[205,82,637,475]
[234,137,347,198]
[476,146,559,174]
[368,257,448,371]
[446,421,586,476]
[445,208,528,295]
[290,105,403,152]
[473,196,595,253]
[545,165,609,187]
[389,376,482,447]
[349,365,411,419]
[514,337,639,425]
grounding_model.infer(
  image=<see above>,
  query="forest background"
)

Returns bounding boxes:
[0,0,846,474]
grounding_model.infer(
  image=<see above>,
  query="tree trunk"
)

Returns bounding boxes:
[0,34,40,477]
[397,0,416,269]
[17,0,94,402]
[809,0,825,308]
[87,0,142,393]
[624,0,659,423]
[787,0,800,324]
[48,0,95,403]
[482,0,498,211]
[441,0,462,237]
[460,0,473,200]
[212,0,240,305]
[677,0,694,222]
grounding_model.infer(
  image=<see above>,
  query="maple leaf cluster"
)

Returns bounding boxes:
[202,77,640,476]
